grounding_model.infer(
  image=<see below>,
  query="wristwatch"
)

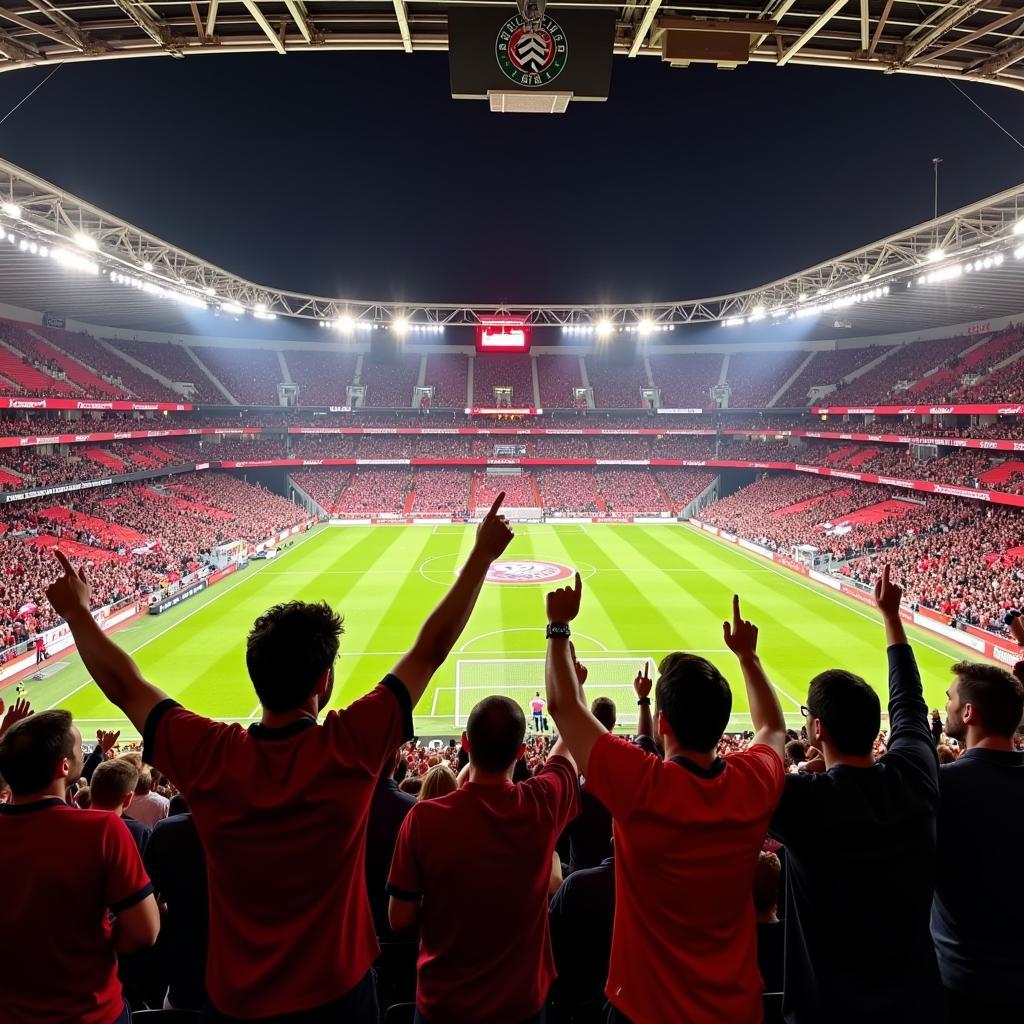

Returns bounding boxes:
[546,622,571,640]
[637,697,651,707]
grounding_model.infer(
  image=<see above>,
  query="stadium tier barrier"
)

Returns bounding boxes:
[688,517,1023,669]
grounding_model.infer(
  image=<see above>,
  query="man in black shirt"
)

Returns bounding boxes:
[562,697,616,872]
[144,809,208,1011]
[932,653,1024,1021]
[366,748,416,939]
[769,566,942,1024]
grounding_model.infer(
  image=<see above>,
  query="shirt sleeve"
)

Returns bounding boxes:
[325,674,415,777]
[385,805,423,902]
[885,643,939,786]
[523,754,580,833]
[768,771,822,843]
[102,814,153,913]
[143,700,238,795]
[735,743,786,809]
[585,732,660,824]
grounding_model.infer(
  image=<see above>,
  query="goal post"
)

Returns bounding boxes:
[454,657,655,728]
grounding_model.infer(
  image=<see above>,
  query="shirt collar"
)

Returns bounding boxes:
[669,754,726,779]
[0,797,69,815]
[247,717,317,740]
[959,747,1024,763]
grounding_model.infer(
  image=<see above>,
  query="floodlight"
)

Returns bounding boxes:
[596,318,613,338]
[73,231,98,251]
[638,319,654,336]
[926,248,945,262]
[1014,219,1024,236]
[1,202,21,220]
[337,314,354,332]
[142,261,153,271]
[393,316,409,335]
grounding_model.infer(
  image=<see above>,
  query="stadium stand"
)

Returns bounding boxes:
[648,351,723,408]
[473,471,537,510]
[773,346,884,406]
[584,356,646,408]
[360,354,421,408]
[283,348,358,407]
[193,346,282,405]
[596,468,670,515]
[105,338,222,403]
[409,469,472,516]
[726,350,807,407]
[335,468,411,515]
[536,355,584,408]
[472,353,534,408]
[538,469,600,515]
[423,353,469,408]
[290,469,351,512]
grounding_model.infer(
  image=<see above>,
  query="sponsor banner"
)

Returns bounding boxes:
[42,312,66,329]
[449,7,615,100]
[656,408,706,415]
[0,398,191,412]
[633,517,677,524]
[0,426,257,450]
[812,404,1024,417]
[809,569,842,591]
[329,518,371,525]
[286,426,717,437]
[328,406,352,413]
[738,538,773,558]
[912,611,987,653]
[148,578,208,615]
[207,562,239,587]
[727,428,1024,453]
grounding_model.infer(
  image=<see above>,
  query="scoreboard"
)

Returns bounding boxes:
[476,316,531,353]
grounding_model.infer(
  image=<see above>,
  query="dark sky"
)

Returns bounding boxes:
[0,52,1022,306]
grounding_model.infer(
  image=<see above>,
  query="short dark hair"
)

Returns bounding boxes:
[466,695,525,772]
[0,710,75,796]
[246,601,344,712]
[753,851,781,915]
[591,696,617,731]
[169,794,189,816]
[952,661,1024,737]
[807,670,880,757]
[785,739,807,765]
[655,653,732,751]
[90,758,139,809]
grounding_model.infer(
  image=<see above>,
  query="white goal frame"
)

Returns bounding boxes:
[454,657,655,727]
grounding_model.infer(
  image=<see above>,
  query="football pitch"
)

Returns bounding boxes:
[21,523,981,739]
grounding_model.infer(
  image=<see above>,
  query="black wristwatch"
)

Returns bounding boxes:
[637,697,651,707]
[546,622,571,640]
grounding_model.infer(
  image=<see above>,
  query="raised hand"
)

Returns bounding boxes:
[474,492,514,562]
[723,595,759,660]
[46,550,92,619]
[874,563,903,619]
[1009,611,1024,647]
[569,641,588,686]
[634,662,652,699]
[546,571,582,624]
[0,698,32,738]
[97,729,121,754]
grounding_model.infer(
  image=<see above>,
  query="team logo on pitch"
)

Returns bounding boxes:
[495,15,568,88]
[486,560,574,585]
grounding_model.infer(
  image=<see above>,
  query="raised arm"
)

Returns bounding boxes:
[392,493,513,708]
[45,552,169,736]
[722,595,786,759]
[874,565,933,759]
[545,574,605,774]
[634,663,654,740]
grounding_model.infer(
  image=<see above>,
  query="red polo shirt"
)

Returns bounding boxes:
[143,674,414,1019]
[387,755,579,1024]
[0,797,152,1024]
[586,735,784,1024]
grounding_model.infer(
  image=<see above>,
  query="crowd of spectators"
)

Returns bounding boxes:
[472,353,535,408]
[648,351,723,408]
[360,355,421,408]
[103,338,222,403]
[774,346,885,407]
[596,469,669,515]
[193,346,282,406]
[537,355,584,408]
[423,354,468,408]
[725,350,807,407]
[583,356,647,408]
[282,348,358,407]
[335,469,412,515]
[409,470,471,517]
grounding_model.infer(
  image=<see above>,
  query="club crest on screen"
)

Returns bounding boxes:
[494,15,568,88]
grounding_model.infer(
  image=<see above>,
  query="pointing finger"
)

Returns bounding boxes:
[574,571,582,596]
[54,549,74,576]
[487,492,505,518]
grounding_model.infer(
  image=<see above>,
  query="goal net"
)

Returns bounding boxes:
[454,657,655,728]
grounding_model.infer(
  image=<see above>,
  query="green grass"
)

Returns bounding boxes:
[19,523,981,739]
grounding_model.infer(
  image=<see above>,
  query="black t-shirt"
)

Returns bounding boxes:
[122,815,151,858]
[144,812,208,1010]
[365,777,416,939]
[769,644,942,1024]
[563,787,612,872]
[933,746,1024,1001]
[549,856,615,1014]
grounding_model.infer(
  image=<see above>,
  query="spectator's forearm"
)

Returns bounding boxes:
[882,610,908,647]
[636,699,654,740]
[545,637,583,717]
[739,653,786,741]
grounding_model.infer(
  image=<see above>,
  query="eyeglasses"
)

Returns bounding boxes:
[800,705,812,719]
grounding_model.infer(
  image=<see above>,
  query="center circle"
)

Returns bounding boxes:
[485,560,574,585]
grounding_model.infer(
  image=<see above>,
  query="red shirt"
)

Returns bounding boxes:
[388,755,579,1024]
[0,798,152,1024]
[586,735,784,1024]
[144,674,413,1019]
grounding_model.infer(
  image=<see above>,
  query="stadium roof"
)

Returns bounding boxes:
[2,1,1024,94]
[1,153,1024,338]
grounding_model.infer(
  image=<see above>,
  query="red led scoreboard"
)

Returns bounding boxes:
[476,316,531,352]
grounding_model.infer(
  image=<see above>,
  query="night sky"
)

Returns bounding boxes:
[0,51,1022,306]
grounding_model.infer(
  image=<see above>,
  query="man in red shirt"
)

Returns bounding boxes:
[387,694,579,1024]
[0,709,159,1024]
[543,576,786,1024]
[44,496,514,1023]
